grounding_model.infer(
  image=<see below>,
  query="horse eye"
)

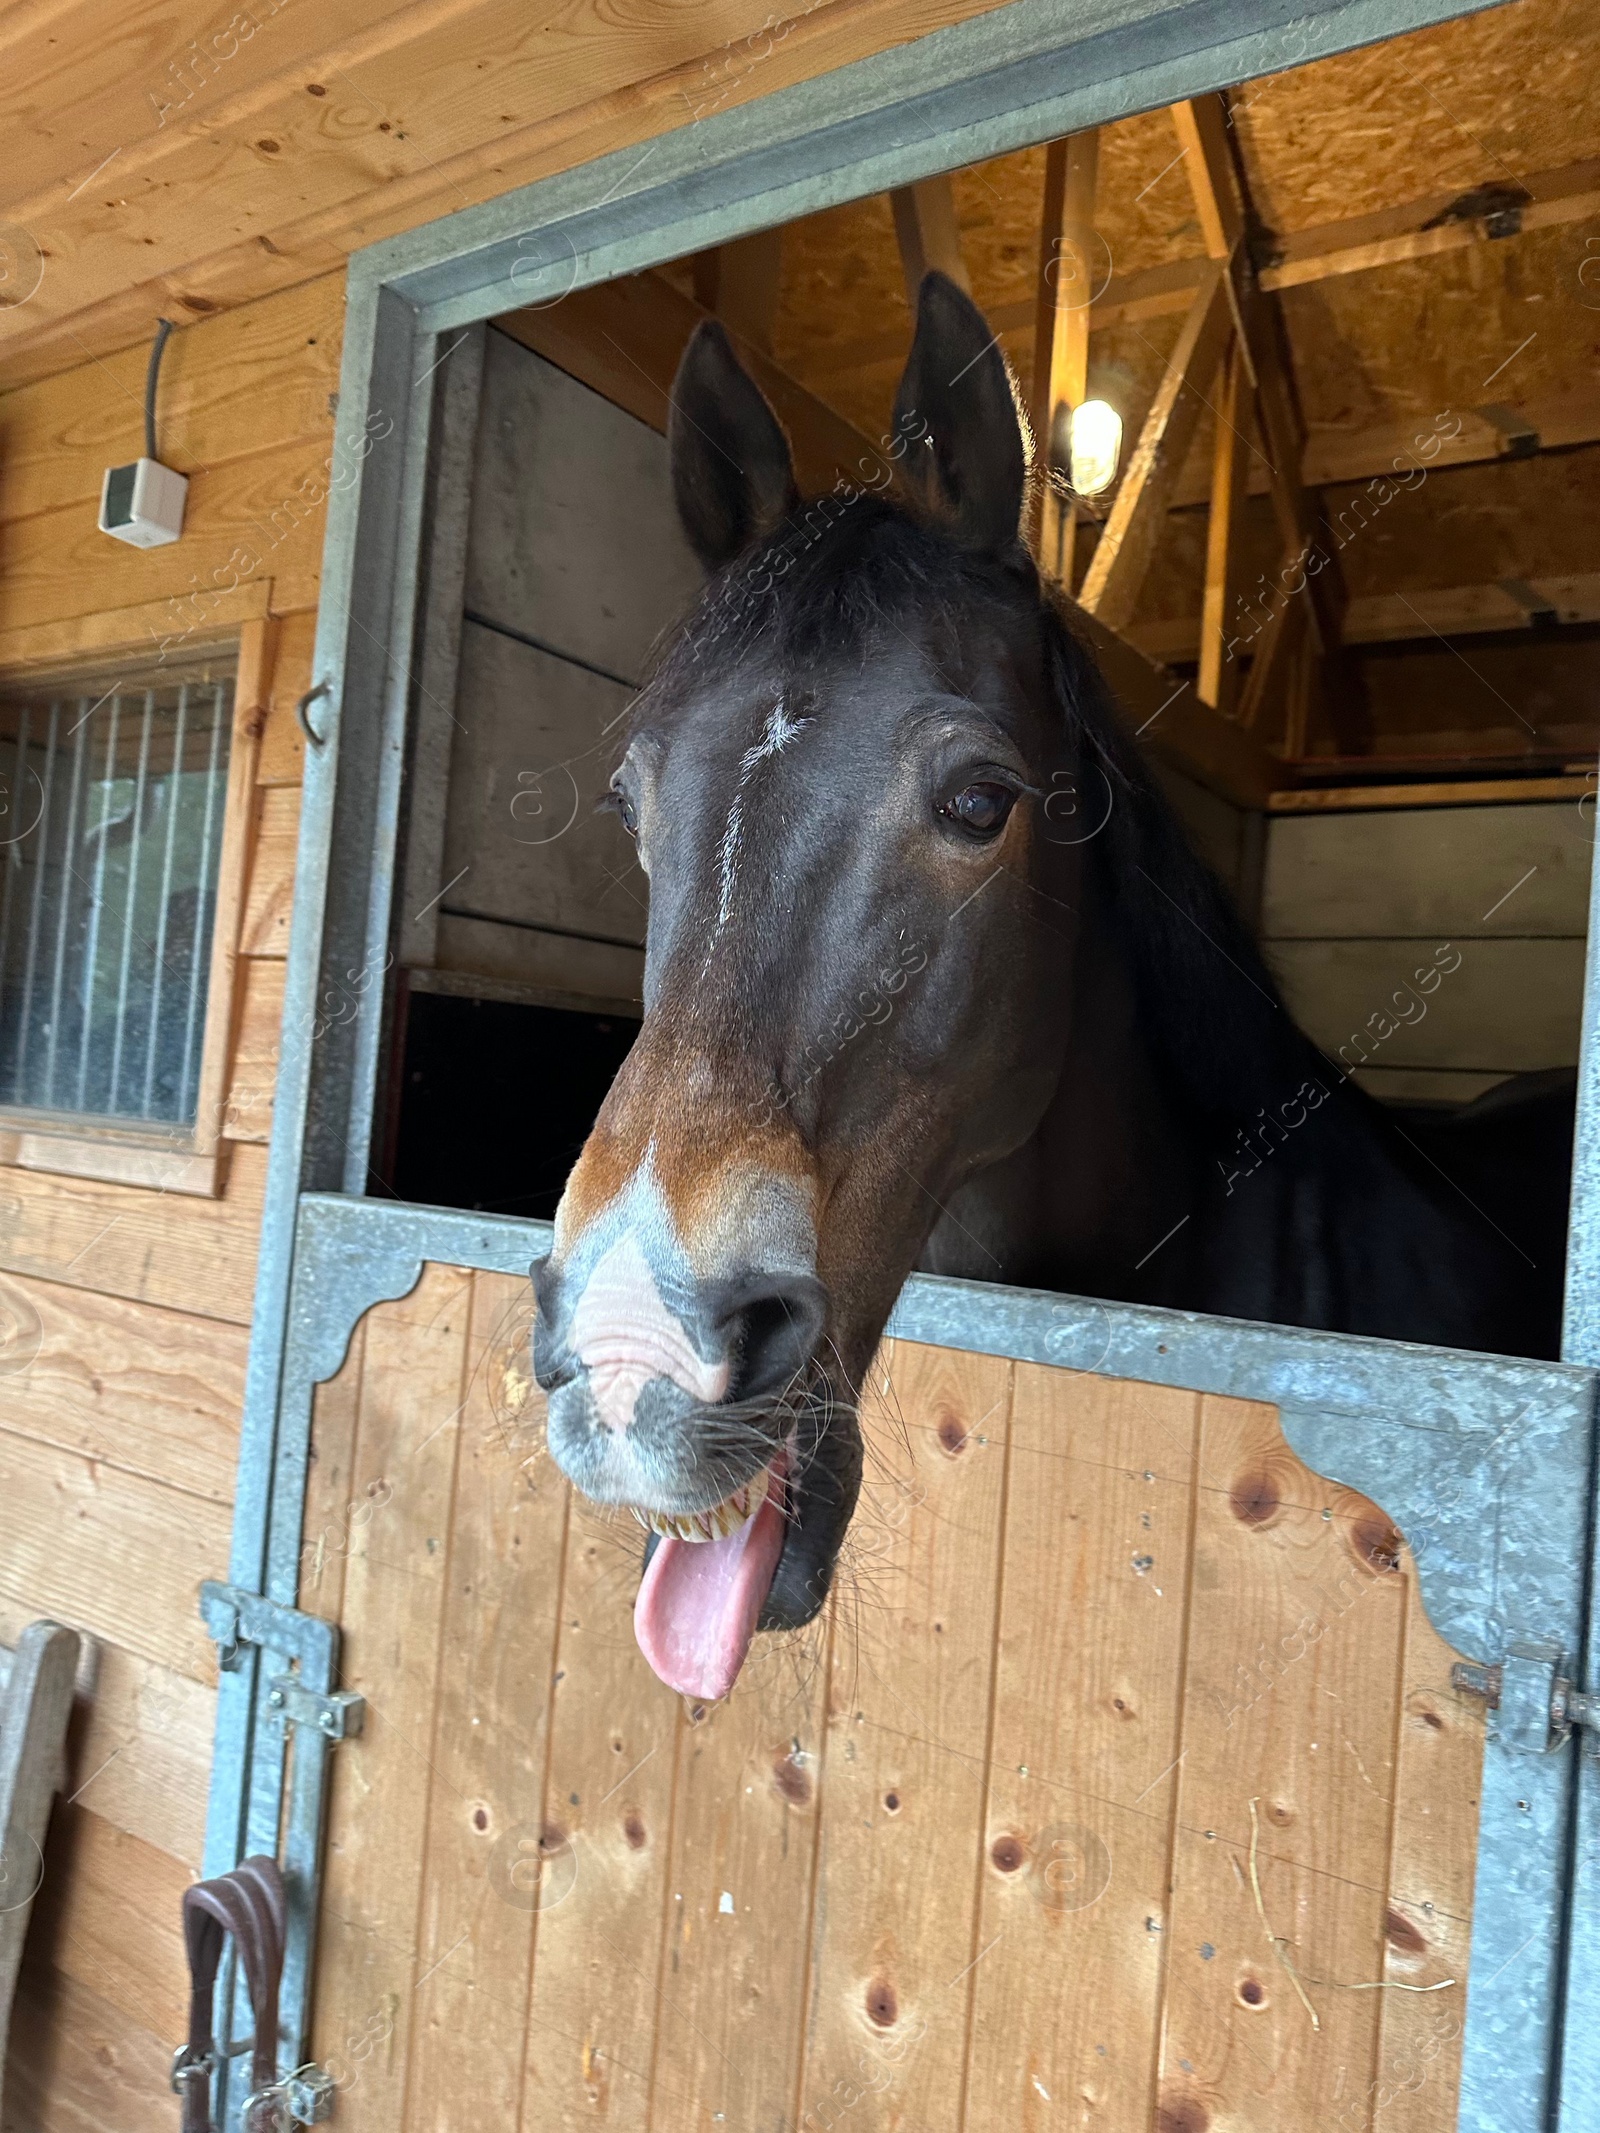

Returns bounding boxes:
[941,781,1017,837]
[609,779,639,837]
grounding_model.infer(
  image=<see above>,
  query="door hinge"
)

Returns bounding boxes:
[201,1582,365,1741]
[1452,1638,1599,1754]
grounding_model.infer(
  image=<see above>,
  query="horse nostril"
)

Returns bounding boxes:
[710,1273,829,1403]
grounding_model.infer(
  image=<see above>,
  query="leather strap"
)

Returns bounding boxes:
[176,1856,287,2132]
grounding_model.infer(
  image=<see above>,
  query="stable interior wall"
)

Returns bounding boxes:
[0,272,338,2129]
[1262,799,1593,1105]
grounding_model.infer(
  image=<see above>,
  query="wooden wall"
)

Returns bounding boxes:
[301,1267,1485,2133]
[0,273,330,2130]
[1262,800,1594,1104]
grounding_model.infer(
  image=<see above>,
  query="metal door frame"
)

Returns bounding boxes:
[203,0,1600,2124]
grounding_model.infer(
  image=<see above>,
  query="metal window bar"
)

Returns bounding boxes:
[141,681,189,1118]
[41,698,88,1107]
[0,705,31,1018]
[107,689,155,1112]
[74,693,121,1112]
[178,687,226,1121]
[0,672,232,1125]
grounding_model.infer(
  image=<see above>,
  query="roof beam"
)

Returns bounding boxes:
[1130,570,1600,660]
[691,230,784,352]
[1075,258,1234,631]
[889,176,971,302]
[1031,130,1099,591]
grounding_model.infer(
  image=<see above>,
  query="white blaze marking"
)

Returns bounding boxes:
[570,1231,729,1432]
[705,697,813,964]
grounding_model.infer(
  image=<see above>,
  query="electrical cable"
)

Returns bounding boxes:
[144,317,174,462]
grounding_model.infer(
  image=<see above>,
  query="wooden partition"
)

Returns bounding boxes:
[301,1264,1483,2132]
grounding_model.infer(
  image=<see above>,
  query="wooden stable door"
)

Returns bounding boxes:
[298,1262,1481,2132]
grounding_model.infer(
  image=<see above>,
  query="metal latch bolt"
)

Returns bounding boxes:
[1452,1638,1599,1754]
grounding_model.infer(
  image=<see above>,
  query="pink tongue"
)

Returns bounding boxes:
[634,1493,787,1700]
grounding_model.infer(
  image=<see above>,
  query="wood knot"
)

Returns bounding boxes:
[623,1812,647,1850]
[1157,2101,1209,2133]
[1237,1976,1266,2007]
[472,1807,489,1833]
[538,1825,566,1854]
[1385,1905,1427,1955]
[306,82,327,95]
[936,1410,968,1454]
[772,1750,811,1807]
[989,1834,1025,1874]
[864,1979,898,2028]
[256,137,281,153]
[883,1792,901,1814]
[1351,1511,1403,1573]
[1230,1470,1280,1526]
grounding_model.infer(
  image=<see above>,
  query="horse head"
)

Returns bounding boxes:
[533,272,1098,1697]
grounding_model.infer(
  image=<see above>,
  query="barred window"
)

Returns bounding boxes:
[0,661,234,1127]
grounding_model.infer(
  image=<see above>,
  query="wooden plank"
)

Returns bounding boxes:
[0,1270,242,1503]
[523,1360,677,2130]
[1259,155,1600,292]
[1198,338,1254,716]
[1369,1555,1482,2132]
[238,784,299,956]
[1076,261,1233,631]
[299,1321,369,1630]
[309,1264,474,2129]
[0,1619,80,2125]
[1030,131,1098,591]
[223,956,286,1145]
[0,1139,266,1322]
[889,175,971,300]
[0,1595,211,1871]
[1170,94,1244,258]
[694,230,786,351]
[500,269,885,502]
[0,0,1021,379]
[1133,571,1600,660]
[25,1800,193,2044]
[966,1370,1201,2128]
[1235,570,1304,738]
[466,329,703,685]
[257,607,317,786]
[1262,804,1594,940]
[0,579,273,674]
[440,623,646,952]
[406,1272,569,2128]
[1156,1396,1410,2130]
[1270,777,1593,814]
[1270,936,1586,1074]
[5,1962,175,2133]
[192,612,274,1152]
[0,434,327,635]
[0,276,344,525]
[0,1428,226,1683]
[648,1606,831,2124]
[1067,601,1280,811]
[798,1340,1012,2132]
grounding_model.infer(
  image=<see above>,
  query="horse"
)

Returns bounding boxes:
[531,269,1558,1703]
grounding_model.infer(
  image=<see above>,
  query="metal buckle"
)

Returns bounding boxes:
[170,2044,216,2095]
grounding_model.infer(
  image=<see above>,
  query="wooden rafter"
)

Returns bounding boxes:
[1198,339,1254,716]
[1170,95,1243,258]
[1030,130,1099,591]
[1075,259,1233,631]
[690,230,784,352]
[804,156,1600,385]
[889,177,971,302]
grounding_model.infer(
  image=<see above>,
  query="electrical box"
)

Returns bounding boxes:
[98,456,188,547]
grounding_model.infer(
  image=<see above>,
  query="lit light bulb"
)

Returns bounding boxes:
[1069,399,1123,497]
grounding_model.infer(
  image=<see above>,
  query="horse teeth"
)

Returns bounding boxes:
[637,1463,773,1544]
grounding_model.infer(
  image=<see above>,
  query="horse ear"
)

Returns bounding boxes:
[669,320,799,569]
[892,271,1026,554]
